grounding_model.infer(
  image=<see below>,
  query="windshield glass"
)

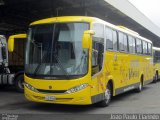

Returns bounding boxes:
[25,22,89,78]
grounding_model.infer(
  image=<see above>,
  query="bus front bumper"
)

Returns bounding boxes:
[24,86,92,105]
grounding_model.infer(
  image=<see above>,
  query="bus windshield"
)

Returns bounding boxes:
[25,22,89,79]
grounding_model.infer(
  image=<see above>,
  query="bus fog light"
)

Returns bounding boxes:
[65,83,89,94]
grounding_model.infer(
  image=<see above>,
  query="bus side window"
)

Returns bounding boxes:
[118,32,128,52]
[128,36,136,54]
[123,34,128,52]
[113,30,118,51]
[136,39,142,54]
[106,28,118,51]
[106,27,113,50]
[132,38,136,53]
[142,41,147,55]
[147,43,152,56]
[119,32,124,52]
[128,36,133,53]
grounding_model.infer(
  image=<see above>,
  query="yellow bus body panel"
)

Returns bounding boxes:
[25,75,92,105]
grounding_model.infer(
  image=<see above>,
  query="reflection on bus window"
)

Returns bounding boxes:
[92,23,104,76]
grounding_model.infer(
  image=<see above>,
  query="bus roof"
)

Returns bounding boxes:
[153,47,160,51]
[30,16,152,44]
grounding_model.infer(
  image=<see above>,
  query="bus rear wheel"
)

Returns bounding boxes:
[153,72,158,83]
[136,80,143,92]
[97,83,112,107]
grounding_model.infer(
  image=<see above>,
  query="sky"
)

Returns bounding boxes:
[128,0,160,28]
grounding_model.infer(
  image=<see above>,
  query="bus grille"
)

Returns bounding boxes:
[37,89,66,94]
[33,96,73,102]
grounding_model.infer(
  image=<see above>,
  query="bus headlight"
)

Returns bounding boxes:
[25,83,38,92]
[65,83,89,94]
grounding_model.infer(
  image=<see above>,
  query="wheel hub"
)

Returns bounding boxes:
[104,89,111,103]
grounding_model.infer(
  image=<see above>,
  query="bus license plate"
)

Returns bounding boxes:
[45,96,56,101]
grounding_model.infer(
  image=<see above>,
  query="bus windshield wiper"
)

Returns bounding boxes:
[33,52,48,76]
[52,53,70,80]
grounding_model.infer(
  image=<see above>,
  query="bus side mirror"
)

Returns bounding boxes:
[82,30,95,49]
[8,34,27,52]
[8,37,14,52]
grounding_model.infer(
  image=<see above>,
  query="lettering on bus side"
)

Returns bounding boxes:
[128,60,140,79]
[128,69,139,79]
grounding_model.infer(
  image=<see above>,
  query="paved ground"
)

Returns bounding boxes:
[0,81,160,116]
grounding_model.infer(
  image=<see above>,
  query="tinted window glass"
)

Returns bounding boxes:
[132,38,136,53]
[128,36,136,53]
[136,39,142,54]
[118,32,128,52]
[106,28,113,50]
[92,23,104,76]
[113,30,118,51]
[119,32,124,51]
[148,43,152,55]
[123,34,128,52]
[143,41,147,55]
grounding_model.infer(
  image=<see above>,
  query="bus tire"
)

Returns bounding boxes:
[15,74,24,93]
[136,79,143,92]
[96,83,112,107]
[153,72,158,83]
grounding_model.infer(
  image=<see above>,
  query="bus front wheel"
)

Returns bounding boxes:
[96,83,112,107]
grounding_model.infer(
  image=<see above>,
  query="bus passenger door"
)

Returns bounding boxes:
[91,39,105,100]
[90,23,105,100]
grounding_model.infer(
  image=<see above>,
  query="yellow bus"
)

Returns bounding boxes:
[19,16,154,107]
[153,47,160,82]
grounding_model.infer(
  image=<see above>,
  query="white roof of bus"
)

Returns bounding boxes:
[93,17,152,44]
[153,47,160,51]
